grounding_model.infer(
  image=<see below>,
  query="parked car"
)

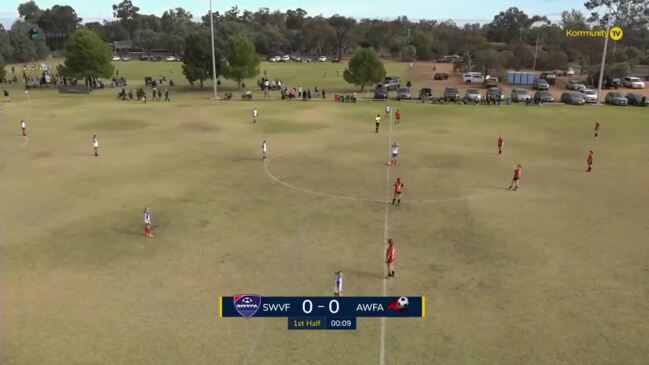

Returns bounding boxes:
[581,89,598,103]
[438,55,461,63]
[317,56,327,62]
[596,77,621,89]
[165,56,177,62]
[419,88,433,102]
[533,91,555,103]
[484,77,498,88]
[605,92,628,105]
[487,87,505,102]
[120,56,131,61]
[281,55,290,62]
[623,76,645,89]
[625,93,648,106]
[269,56,281,62]
[511,88,531,102]
[540,72,557,85]
[396,87,412,100]
[331,57,341,63]
[433,72,449,80]
[561,92,586,105]
[463,88,481,103]
[383,76,401,91]
[463,72,486,84]
[533,79,550,90]
[374,85,389,100]
[566,67,575,76]
[112,56,121,61]
[566,79,586,91]
[139,55,151,61]
[443,87,461,102]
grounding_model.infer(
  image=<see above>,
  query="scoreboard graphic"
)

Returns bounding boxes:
[220,295,425,331]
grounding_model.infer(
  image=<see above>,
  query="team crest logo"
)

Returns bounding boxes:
[233,295,262,318]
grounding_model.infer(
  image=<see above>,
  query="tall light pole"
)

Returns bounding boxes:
[596,7,612,104]
[209,0,218,99]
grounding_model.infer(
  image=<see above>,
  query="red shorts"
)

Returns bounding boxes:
[513,177,520,181]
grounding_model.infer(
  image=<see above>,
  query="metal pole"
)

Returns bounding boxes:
[596,8,612,104]
[209,0,218,99]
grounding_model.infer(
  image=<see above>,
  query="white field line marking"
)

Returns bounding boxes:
[264,152,386,203]
[20,136,29,148]
[242,321,266,365]
[379,111,393,365]
[264,152,501,205]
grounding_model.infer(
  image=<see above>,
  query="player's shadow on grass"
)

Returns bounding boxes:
[472,185,507,191]
[64,152,96,157]
[113,225,155,237]
[345,267,384,280]
[564,168,586,172]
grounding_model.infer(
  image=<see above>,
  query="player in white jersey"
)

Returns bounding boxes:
[385,105,391,117]
[334,271,343,296]
[20,120,27,136]
[261,140,268,160]
[252,108,258,124]
[390,142,400,166]
[143,208,153,237]
[92,135,99,157]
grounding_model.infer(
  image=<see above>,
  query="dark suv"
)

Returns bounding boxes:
[374,85,388,100]
[443,87,460,102]
[625,93,649,106]
[533,79,550,91]
[540,72,557,85]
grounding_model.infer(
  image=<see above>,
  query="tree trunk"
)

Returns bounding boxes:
[360,83,365,92]
[200,78,203,88]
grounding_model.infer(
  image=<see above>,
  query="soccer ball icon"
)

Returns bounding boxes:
[242,297,253,304]
[397,296,409,310]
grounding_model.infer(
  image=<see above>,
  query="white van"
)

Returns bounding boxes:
[463,72,487,84]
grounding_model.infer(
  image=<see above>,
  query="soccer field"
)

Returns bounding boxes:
[2,62,649,364]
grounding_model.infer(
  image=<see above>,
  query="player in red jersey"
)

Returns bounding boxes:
[497,134,504,155]
[392,177,404,205]
[386,238,396,278]
[395,109,401,124]
[586,150,594,172]
[143,208,153,237]
[507,164,522,191]
[594,120,600,138]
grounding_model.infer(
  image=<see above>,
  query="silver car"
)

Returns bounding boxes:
[511,88,531,102]
[581,89,598,103]
[464,88,481,102]
[396,87,412,100]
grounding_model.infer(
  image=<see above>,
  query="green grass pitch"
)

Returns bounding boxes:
[1,61,649,364]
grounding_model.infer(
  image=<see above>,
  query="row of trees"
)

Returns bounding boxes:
[1,0,648,86]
